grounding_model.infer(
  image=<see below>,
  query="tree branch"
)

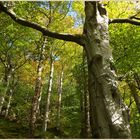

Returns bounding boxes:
[130,16,140,20]
[0,2,84,46]
[109,18,140,25]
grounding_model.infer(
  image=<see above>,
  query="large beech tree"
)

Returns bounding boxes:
[2,1,140,138]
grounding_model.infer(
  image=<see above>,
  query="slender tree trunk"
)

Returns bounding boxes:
[80,88,85,137]
[0,96,5,114]
[29,37,46,137]
[84,2,131,138]
[42,56,54,134]
[128,82,140,114]
[56,68,64,131]
[0,63,12,114]
[134,73,140,90]
[84,90,90,137]
[80,86,90,138]
[5,89,13,118]
[80,50,90,138]
[5,72,17,118]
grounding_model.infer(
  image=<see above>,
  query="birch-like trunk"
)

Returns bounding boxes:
[5,89,13,118]
[56,68,64,131]
[84,2,131,138]
[0,96,5,114]
[29,37,46,137]
[5,72,17,118]
[43,56,54,133]
[0,63,12,114]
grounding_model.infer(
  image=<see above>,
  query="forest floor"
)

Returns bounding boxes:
[0,117,28,138]
[0,117,63,138]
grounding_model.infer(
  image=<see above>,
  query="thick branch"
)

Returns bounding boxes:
[0,2,84,46]
[109,18,140,25]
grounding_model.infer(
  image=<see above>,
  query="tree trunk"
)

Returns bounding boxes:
[5,72,17,118]
[80,80,90,138]
[84,2,131,138]
[134,73,140,90]
[84,88,90,137]
[0,96,5,114]
[29,37,46,137]
[80,50,90,138]
[56,68,64,131]
[0,61,12,114]
[42,55,54,134]
[128,82,140,114]
[5,89,13,118]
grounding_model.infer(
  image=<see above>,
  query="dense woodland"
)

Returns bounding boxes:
[0,1,140,138]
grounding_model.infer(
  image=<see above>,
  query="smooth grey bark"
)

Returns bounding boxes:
[42,52,54,133]
[56,68,64,131]
[29,37,46,137]
[84,2,131,138]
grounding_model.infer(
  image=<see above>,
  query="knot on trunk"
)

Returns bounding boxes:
[89,54,103,69]
[98,3,107,16]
